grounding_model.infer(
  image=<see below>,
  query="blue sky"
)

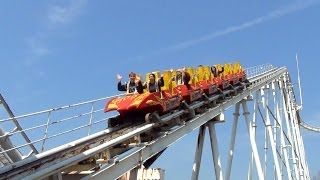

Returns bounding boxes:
[1,0,320,179]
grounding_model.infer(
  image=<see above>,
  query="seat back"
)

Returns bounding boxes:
[162,70,174,93]
[186,67,198,85]
[214,64,224,78]
[197,65,211,86]
[232,62,241,74]
[222,63,232,77]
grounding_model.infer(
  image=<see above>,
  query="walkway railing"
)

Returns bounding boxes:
[245,63,274,79]
[0,94,125,162]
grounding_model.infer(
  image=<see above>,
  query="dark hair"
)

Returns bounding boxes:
[149,73,156,78]
[129,72,136,77]
[210,66,216,74]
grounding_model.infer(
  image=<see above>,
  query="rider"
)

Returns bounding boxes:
[175,68,191,90]
[117,72,143,94]
[211,65,224,78]
[143,73,164,93]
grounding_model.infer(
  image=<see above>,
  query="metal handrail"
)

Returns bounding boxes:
[0,93,125,160]
[245,63,274,78]
[0,94,125,123]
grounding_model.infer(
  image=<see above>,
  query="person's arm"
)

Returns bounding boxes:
[117,74,127,91]
[218,67,224,74]
[118,81,127,91]
[136,80,144,94]
[142,81,147,89]
[158,75,164,87]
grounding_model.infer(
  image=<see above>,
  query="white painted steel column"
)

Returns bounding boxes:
[279,78,299,179]
[291,110,306,179]
[248,91,259,180]
[225,103,240,180]
[261,85,282,180]
[289,104,305,179]
[282,75,304,179]
[248,151,253,180]
[207,120,224,180]
[191,125,206,180]
[261,88,268,179]
[290,88,308,179]
[241,100,264,180]
[273,80,292,180]
[287,73,307,179]
[271,81,279,178]
[287,102,303,178]
[299,135,310,179]
[264,119,268,180]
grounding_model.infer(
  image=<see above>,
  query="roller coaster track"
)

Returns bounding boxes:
[300,114,320,133]
[300,119,320,133]
[280,73,320,133]
[0,64,312,180]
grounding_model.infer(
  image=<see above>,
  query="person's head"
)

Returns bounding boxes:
[129,72,136,82]
[211,66,216,74]
[149,73,156,82]
[176,69,182,78]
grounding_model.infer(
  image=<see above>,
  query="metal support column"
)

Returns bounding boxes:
[264,119,268,180]
[273,80,292,180]
[191,125,206,180]
[242,100,264,180]
[225,103,240,180]
[272,81,279,178]
[282,74,304,179]
[248,91,259,180]
[261,86,282,180]
[288,100,305,179]
[207,120,224,180]
[0,93,38,155]
[279,78,299,179]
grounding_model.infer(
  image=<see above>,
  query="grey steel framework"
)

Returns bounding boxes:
[0,64,311,180]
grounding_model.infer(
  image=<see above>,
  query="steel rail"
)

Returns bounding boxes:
[0,94,125,123]
[0,122,140,178]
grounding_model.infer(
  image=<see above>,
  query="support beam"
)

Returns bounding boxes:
[241,100,264,180]
[207,120,224,180]
[0,93,38,155]
[261,86,282,180]
[279,78,300,179]
[248,91,259,180]
[225,103,240,180]
[272,81,292,180]
[191,125,206,180]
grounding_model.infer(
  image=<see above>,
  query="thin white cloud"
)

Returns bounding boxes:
[25,35,50,66]
[131,0,320,61]
[48,0,87,25]
[26,0,87,62]
[28,38,50,57]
